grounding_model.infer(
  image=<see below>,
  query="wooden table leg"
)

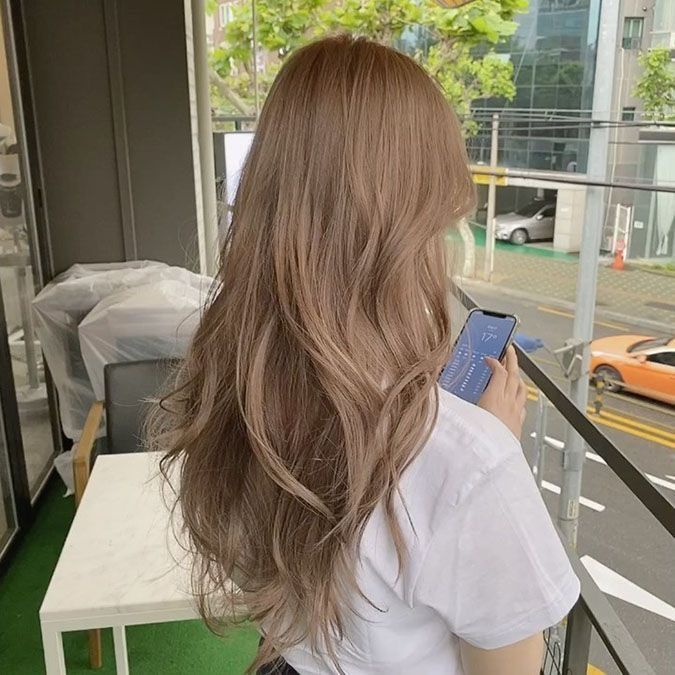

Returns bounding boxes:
[88,628,102,668]
[113,625,129,675]
[41,622,67,675]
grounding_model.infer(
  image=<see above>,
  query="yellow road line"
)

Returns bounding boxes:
[588,666,605,675]
[531,356,561,368]
[536,305,629,331]
[604,389,675,417]
[526,385,675,448]
[537,305,574,319]
[595,319,630,331]
[526,362,675,420]
[595,409,675,441]
[593,397,675,427]
[587,414,675,449]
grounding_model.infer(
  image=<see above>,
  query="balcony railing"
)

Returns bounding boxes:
[453,284,673,675]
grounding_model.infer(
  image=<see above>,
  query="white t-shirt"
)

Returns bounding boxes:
[282,387,580,674]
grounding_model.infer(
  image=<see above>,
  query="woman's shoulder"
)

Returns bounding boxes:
[409,386,525,506]
[359,387,537,601]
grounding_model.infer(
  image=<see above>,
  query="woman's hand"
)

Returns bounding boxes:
[478,345,527,439]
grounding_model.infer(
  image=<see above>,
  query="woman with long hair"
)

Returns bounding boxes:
[152,35,579,674]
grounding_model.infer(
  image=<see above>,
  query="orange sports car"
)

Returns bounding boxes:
[590,335,675,405]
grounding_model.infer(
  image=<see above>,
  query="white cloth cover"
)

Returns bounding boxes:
[32,261,170,439]
[78,270,210,400]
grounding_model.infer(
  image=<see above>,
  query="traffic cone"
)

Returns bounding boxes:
[612,242,625,271]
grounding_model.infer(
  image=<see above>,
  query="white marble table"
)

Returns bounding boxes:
[40,452,197,674]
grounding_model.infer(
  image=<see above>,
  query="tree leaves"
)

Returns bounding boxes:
[634,48,675,123]
[209,0,525,132]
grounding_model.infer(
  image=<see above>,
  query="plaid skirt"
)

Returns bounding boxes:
[256,660,299,675]
[256,637,300,675]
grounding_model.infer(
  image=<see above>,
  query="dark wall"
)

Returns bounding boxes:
[22,0,198,275]
[116,0,199,264]
[23,1,125,272]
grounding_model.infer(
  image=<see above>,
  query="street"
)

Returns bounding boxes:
[463,282,675,675]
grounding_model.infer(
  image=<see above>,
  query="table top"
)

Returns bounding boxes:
[40,453,196,624]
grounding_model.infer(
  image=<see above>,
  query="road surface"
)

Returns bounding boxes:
[462,282,674,675]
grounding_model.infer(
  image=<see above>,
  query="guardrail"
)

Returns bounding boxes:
[452,283,673,675]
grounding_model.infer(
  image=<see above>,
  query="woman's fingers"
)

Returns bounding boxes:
[504,346,523,397]
[484,356,507,394]
[504,344,519,375]
[479,349,526,439]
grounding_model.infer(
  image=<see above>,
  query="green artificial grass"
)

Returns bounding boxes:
[0,478,259,674]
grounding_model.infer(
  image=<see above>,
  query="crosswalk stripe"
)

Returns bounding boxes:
[541,481,605,512]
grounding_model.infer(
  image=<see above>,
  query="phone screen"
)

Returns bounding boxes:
[439,310,517,404]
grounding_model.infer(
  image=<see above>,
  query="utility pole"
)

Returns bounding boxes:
[483,113,499,282]
[191,0,219,276]
[558,0,621,548]
[252,0,260,117]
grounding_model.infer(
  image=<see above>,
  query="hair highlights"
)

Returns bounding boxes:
[150,35,475,672]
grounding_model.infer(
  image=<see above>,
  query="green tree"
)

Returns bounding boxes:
[209,0,527,133]
[634,48,675,123]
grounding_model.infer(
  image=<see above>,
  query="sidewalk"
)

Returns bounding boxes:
[463,242,675,332]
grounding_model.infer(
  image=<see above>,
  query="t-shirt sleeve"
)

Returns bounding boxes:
[412,449,580,649]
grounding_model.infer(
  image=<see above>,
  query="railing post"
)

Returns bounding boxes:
[483,113,499,282]
[533,391,548,490]
[563,601,592,675]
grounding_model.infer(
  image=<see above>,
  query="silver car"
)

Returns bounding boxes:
[494,201,556,245]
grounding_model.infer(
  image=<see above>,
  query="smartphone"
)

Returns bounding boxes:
[438,308,519,404]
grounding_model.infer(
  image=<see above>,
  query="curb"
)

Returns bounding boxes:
[461,279,675,335]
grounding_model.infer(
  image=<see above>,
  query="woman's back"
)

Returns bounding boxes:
[282,389,578,673]
[151,34,578,674]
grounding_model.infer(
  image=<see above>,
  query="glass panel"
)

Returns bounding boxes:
[472,0,601,173]
[0,10,55,496]
[623,17,644,39]
[0,394,18,554]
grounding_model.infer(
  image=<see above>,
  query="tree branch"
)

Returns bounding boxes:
[209,71,255,116]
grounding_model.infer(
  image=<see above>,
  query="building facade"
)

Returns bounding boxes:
[611,0,674,261]
[468,0,602,174]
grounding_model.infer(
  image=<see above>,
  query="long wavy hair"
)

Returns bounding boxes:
[151,34,474,671]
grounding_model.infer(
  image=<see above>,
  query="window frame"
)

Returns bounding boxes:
[218,3,231,28]
[622,107,636,122]
[622,17,644,49]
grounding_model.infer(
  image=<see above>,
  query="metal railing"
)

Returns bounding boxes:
[453,284,673,675]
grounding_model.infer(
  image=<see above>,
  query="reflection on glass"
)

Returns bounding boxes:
[0,10,54,496]
[469,0,600,172]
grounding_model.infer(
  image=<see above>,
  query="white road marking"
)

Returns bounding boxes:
[530,433,674,494]
[581,556,675,623]
[646,474,675,492]
[540,481,606,512]
[529,433,607,464]
[530,432,564,450]
[667,475,675,481]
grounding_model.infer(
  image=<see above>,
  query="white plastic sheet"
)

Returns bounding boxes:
[32,261,170,440]
[53,449,75,496]
[78,270,210,400]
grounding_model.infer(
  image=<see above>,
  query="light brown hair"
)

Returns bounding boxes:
[152,34,474,671]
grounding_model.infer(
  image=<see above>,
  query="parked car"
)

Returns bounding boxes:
[494,200,556,245]
[590,335,675,405]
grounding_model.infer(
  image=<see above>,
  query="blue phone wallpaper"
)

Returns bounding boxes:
[438,311,516,404]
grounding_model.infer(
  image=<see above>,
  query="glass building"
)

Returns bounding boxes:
[467,0,602,173]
